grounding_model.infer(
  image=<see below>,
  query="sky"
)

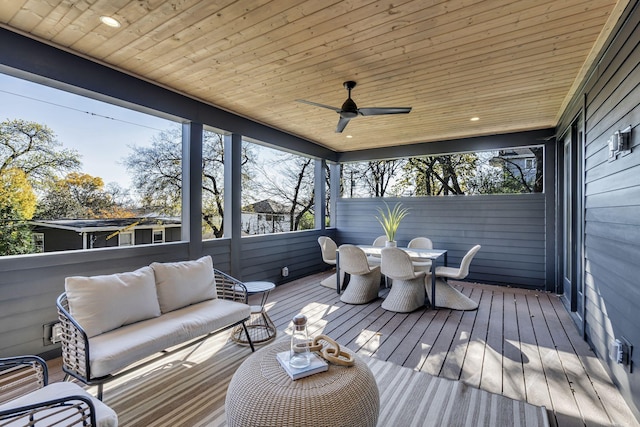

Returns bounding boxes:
[0,72,178,189]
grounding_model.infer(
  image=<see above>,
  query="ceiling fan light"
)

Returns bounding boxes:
[470,117,480,121]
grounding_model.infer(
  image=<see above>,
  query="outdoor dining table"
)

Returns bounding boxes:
[336,245,448,308]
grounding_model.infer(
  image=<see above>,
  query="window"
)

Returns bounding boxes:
[342,145,544,197]
[0,72,181,256]
[119,232,134,246]
[241,141,315,235]
[152,229,165,244]
[32,233,44,253]
[201,129,225,240]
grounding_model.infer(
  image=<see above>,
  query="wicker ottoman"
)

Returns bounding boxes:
[225,341,379,427]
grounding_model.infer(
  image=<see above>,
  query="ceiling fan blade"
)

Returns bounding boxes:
[358,107,412,116]
[296,99,341,112]
[336,117,351,133]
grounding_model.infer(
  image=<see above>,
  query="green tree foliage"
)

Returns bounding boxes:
[0,168,37,255]
[0,119,80,190]
[0,168,36,218]
[297,211,315,231]
[36,172,133,219]
[0,204,34,255]
[0,119,80,254]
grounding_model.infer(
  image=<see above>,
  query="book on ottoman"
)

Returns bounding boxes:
[276,351,329,380]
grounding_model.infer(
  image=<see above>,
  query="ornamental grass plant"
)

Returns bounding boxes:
[375,202,410,243]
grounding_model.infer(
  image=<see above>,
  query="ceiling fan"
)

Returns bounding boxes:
[297,81,412,133]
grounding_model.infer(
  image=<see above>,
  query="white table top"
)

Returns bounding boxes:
[355,245,447,261]
[243,280,276,294]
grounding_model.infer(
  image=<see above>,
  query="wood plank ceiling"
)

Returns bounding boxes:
[0,1,628,152]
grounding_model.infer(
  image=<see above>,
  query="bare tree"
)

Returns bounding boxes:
[343,159,405,197]
[253,153,315,231]
[124,128,254,238]
[401,154,477,195]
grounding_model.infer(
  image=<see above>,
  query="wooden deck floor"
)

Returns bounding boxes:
[260,272,637,427]
[47,271,638,426]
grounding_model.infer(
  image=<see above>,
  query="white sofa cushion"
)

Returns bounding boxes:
[88,298,250,378]
[151,255,217,313]
[0,381,118,427]
[65,266,161,338]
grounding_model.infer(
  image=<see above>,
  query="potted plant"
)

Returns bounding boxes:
[375,202,410,247]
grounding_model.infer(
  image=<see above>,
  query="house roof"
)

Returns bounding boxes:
[243,200,289,214]
[0,1,629,152]
[30,218,181,232]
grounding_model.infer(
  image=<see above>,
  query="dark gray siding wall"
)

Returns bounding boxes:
[39,229,83,252]
[0,231,329,359]
[336,195,547,289]
[239,230,332,282]
[0,29,334,359]
[583,16,640,368]
[563,1,640,418]
[0,242,189,357]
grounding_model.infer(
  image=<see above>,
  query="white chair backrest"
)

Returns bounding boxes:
[339,245,372,275]
[408,237,433,249]
[381,247,420,280]
[457,245,482,278]
[372,235,387,247]
[318,236,337,263]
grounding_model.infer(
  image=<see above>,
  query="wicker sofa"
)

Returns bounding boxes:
[56,256,253,400]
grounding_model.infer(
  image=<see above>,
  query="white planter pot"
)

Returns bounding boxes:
[385,240,397,247]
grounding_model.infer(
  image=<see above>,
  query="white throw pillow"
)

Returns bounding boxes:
[151,255,217,313]
[65,266,161,338]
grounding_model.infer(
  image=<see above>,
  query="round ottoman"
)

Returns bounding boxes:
[225,341,379,427]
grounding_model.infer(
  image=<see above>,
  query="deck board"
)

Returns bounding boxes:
[516,292,553,414]
[46,271,639,426]
[266,273,638,427]
[459,286,491,388]
[482,288,504,396]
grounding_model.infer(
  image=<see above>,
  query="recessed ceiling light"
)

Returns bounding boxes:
[99,16,121,28]
[346,135,353,138]
[470,117,480,121]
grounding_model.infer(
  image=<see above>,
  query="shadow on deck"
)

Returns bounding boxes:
[263,272,637,427]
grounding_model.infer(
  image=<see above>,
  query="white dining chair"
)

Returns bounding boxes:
[318,236,345,288]
[372,235,387,247]
[380,247,426,312]
[434,245,481,281]
[338,245,381,304]
[407,237,433,273]
[429,245,481,311]
[366,235,387,267]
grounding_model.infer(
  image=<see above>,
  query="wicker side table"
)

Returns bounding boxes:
[225,341,379,427]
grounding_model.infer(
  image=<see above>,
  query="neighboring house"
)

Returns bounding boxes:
[496,148,538,186]
[241,199,291,235]
[29,218,181,252]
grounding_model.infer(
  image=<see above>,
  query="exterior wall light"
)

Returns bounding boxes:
[608,125,632,161]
